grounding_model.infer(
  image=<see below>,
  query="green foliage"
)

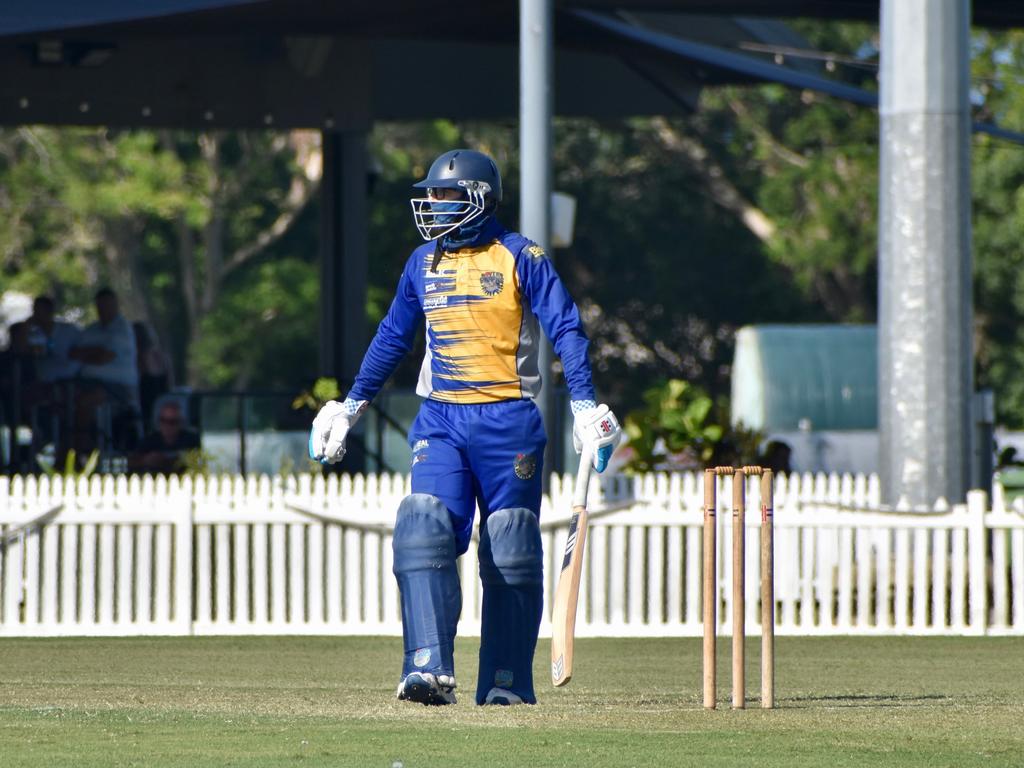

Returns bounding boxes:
[970,29,1024,427]
[277,453,324,477]
[623,379,760,472]
[0,127,320,390]
[292,377,341,412]
[546,116,806,409]
[190,257,320,388]
[698,21,881,323]
[8,21,1024,429]
[178,448,214,478]
[36,448,100,478]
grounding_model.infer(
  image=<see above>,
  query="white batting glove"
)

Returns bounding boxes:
[571,401,622,473]
[308,398,367,465]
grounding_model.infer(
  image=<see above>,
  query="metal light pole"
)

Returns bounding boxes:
[878,0,973,506]
[520,0,557,476]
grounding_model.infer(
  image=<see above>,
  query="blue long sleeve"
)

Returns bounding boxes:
[348,253,424,402]
[515,246,596,402]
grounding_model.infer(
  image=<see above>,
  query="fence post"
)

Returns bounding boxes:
[174,476,195,635]
[966,489,988,635]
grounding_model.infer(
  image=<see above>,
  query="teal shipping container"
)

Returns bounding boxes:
[730,325,878,432]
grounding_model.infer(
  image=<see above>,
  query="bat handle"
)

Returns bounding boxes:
[574,446,593,508]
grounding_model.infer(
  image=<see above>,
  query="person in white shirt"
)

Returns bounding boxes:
[28,295,82,384]
[70,288,139,452]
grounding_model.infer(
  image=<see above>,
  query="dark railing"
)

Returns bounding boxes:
[3,380,572,477]
[188,389,412,476]
[1,373,119,475]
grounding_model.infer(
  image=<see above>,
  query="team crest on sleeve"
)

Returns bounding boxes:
[526,245,546,260]
[513,453,537,480]
[480,270,505,296]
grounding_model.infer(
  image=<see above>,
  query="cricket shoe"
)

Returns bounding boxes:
[482,687,524,706]
[396,672,457,706]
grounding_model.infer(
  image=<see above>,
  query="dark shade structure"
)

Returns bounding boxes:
[0,2,825,129]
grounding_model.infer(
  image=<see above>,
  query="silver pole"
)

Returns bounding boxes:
[878,0,973,506]
[520,0,557,473]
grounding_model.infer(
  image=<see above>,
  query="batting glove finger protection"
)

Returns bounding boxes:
[308,398,366,465]
[572,403,622,473]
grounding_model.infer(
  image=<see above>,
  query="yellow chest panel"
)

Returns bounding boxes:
[423,242,524,401]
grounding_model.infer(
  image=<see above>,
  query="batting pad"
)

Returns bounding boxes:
[476,507,543,705]
[393,494,462,681]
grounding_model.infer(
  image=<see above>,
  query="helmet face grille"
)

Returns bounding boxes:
[410,181,489,241]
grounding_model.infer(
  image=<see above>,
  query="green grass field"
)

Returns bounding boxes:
[1,635,1022,767]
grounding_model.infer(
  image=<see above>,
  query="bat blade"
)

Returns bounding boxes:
[550,504,589,686]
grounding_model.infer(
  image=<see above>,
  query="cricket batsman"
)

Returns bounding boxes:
[309,149,621,706]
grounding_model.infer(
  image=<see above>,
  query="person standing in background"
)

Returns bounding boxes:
[70,288,139,453]
[24,295,82,454]
[0,321,38,425]
[28,295,81,386]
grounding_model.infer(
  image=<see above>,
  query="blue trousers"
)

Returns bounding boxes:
[403,398,547,703]
[408,398,547,555]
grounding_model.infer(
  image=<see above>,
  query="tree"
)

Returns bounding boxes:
[0,127,97,307]
[971,29,1024,427]
[7,18,1024,433]
[1,127,322,389]
[696,21,882,323]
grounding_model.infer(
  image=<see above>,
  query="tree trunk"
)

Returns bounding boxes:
[102,216,156,330]
[650,117,777,242]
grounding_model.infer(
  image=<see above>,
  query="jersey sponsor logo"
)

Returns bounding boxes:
[413,648,431,667]
[413,439,429,452]
[424,295,448,309]
[526,244,546,260]
[424,276,455,294]
[494,669,514,688]
[513,452,537,480]
[480,270,504,296]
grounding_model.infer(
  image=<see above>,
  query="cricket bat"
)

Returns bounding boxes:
[551,446,594,687]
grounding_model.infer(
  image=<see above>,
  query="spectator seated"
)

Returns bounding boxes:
[128,399,199,475]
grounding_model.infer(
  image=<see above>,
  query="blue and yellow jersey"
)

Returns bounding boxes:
[349,217,596,405]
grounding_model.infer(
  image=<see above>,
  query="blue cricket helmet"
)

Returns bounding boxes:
[410,149,502,241]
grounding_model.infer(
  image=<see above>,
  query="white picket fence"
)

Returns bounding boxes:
[1,471,1022,637]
